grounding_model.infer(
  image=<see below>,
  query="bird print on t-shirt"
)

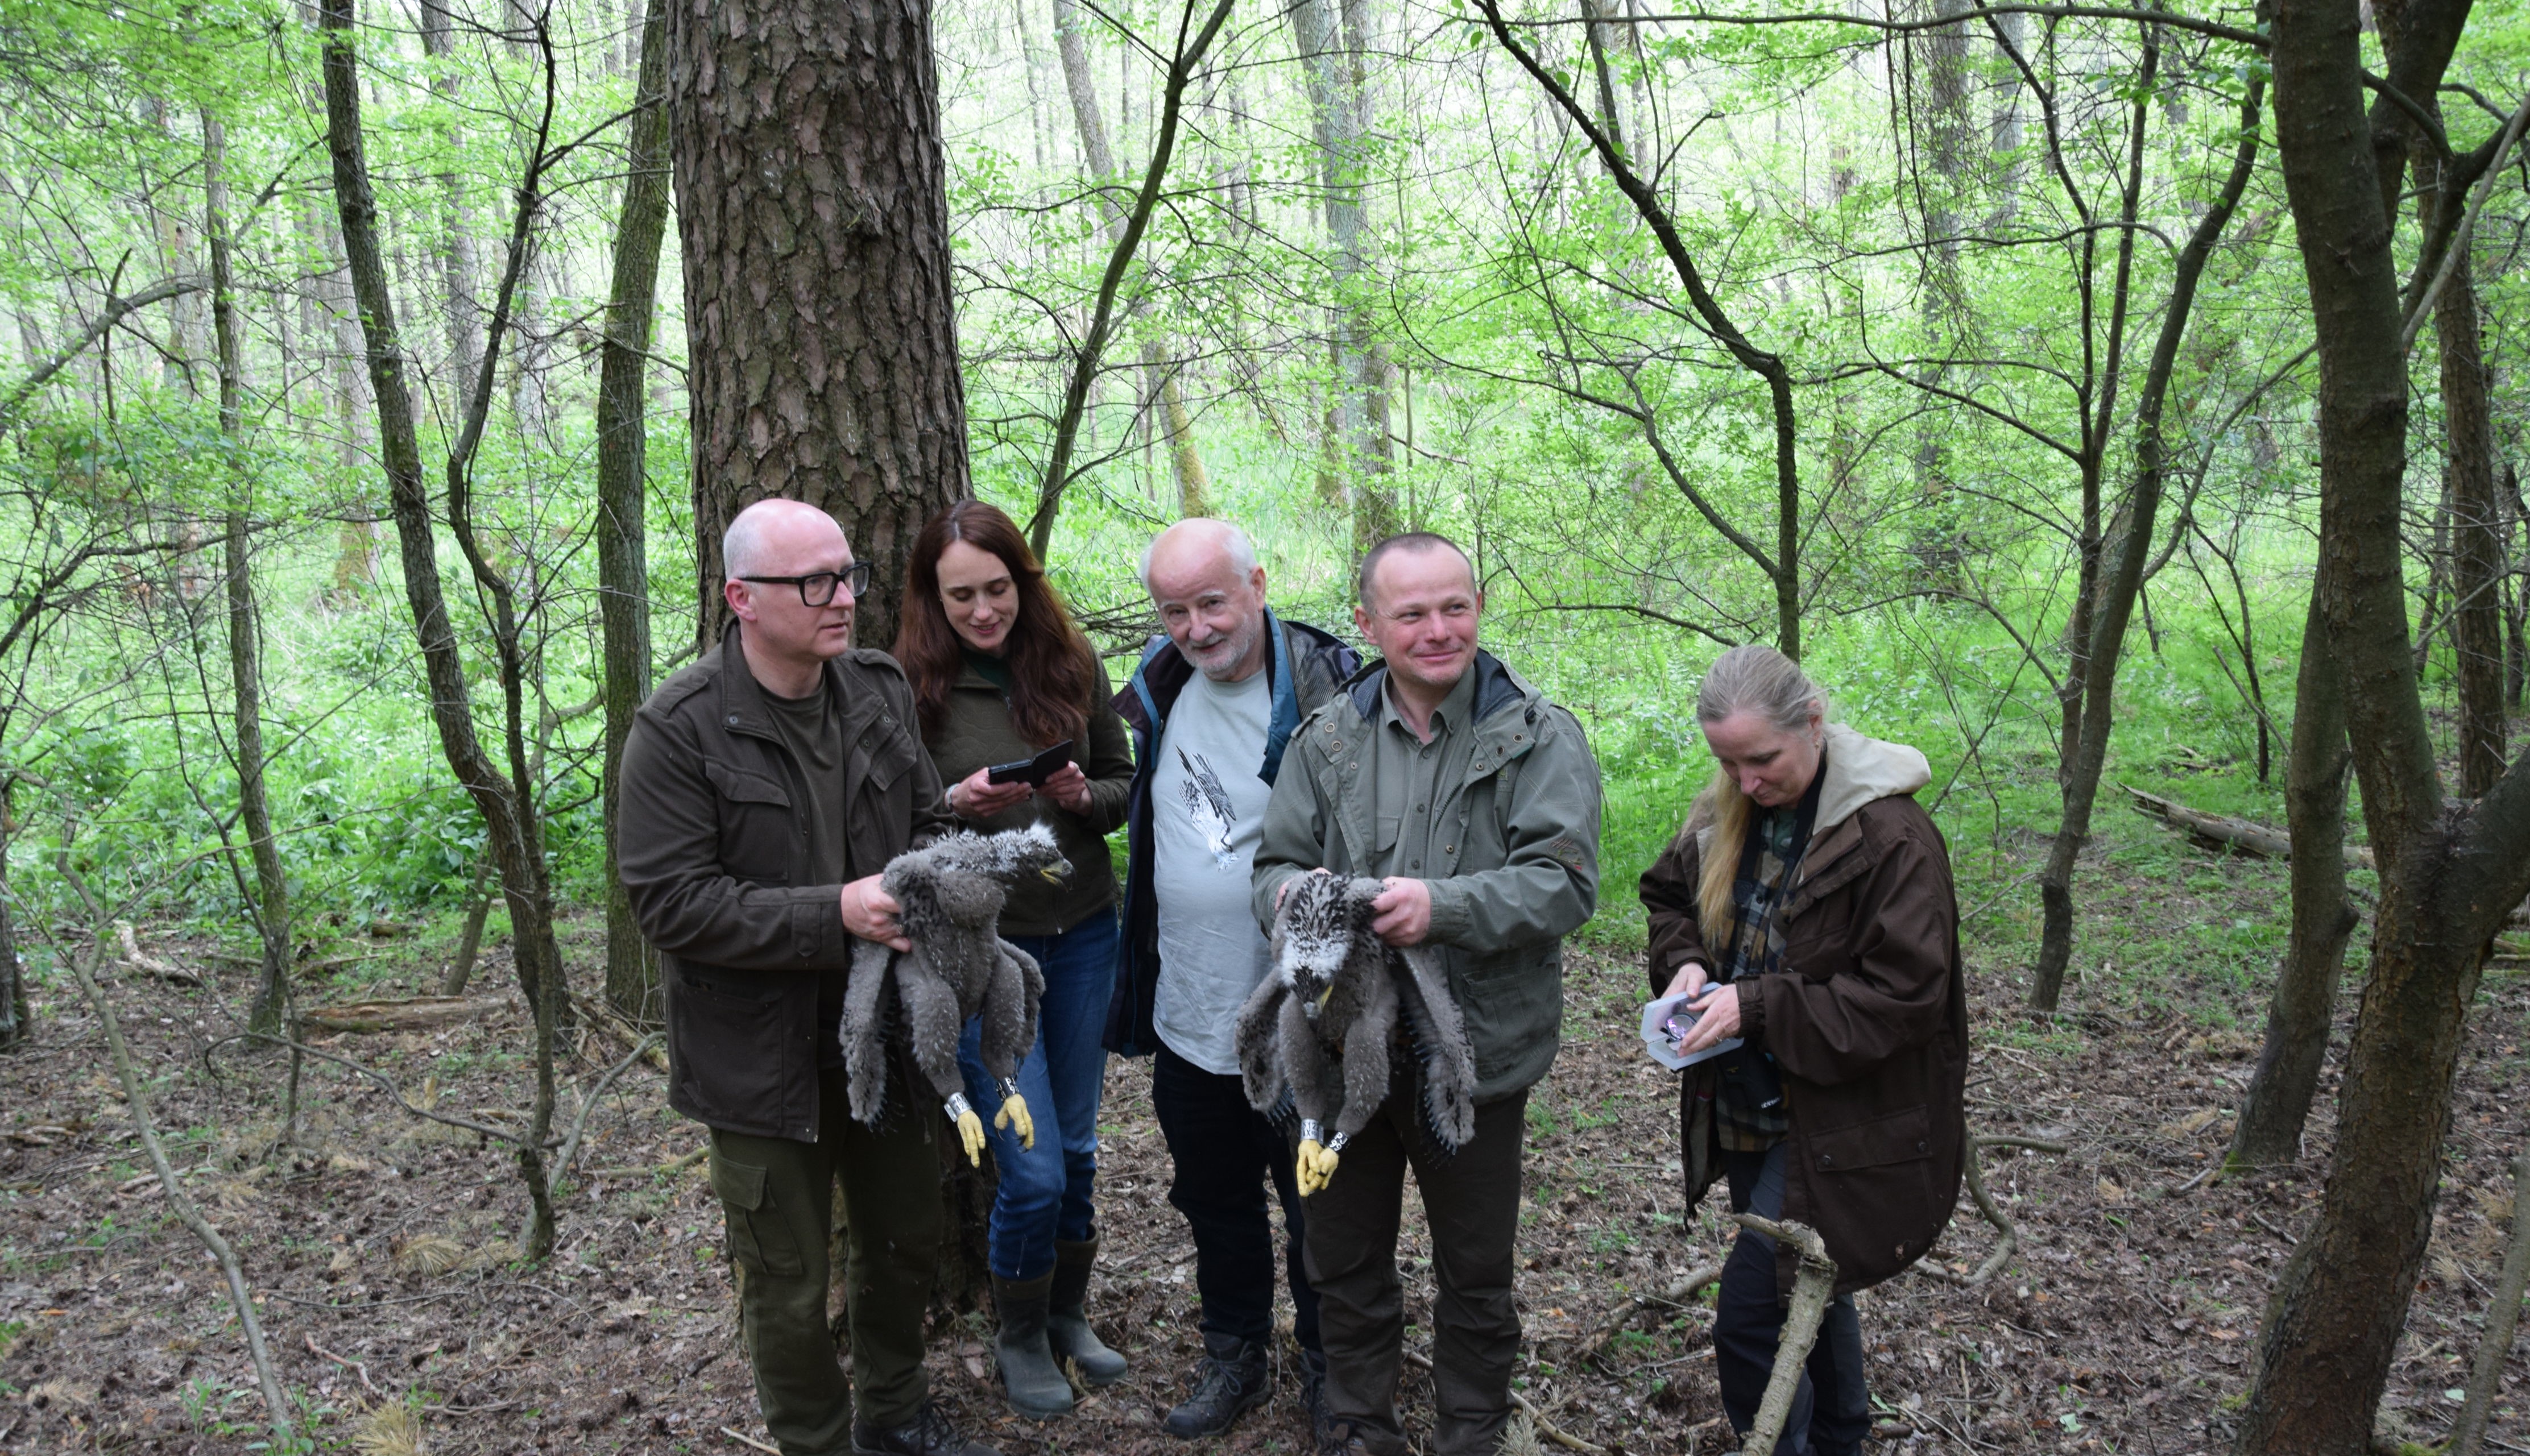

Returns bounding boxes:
[1176,747,1240,869]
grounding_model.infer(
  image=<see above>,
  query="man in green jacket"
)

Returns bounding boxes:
[618,499,992,1456]
[1250,532,1603,1456]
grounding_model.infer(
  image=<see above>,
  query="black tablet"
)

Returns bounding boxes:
[986,739,1075,786]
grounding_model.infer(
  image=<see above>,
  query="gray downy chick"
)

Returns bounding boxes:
[1233,872,1478,1167]
[840,823,1066,1129]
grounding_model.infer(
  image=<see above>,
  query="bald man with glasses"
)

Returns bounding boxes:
[619,500,996,1456]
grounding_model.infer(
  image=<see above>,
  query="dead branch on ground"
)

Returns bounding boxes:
[1729,1214,1837,1456]
[1571,1263,1726,1368]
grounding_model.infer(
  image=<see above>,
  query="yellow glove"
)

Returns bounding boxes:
[995,1094,1036,1151]
[1296,1138,1341,1196]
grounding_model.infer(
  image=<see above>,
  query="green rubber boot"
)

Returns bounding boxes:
[992,1271,1076,1419]
[1047,1237,1128,1387]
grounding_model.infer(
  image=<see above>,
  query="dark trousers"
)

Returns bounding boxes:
[1303,1088,1527,1456]
[708,1064,941,1452]
[1715,1144,1868,1456]
[1153,1046,1323,1352]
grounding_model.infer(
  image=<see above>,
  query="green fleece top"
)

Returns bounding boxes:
[925,654,1134,936]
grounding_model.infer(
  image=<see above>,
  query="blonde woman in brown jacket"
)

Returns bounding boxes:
[1638,645,1968,1456]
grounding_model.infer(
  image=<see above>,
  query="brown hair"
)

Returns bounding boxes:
[1688,645,1825,935]
[895,500,1098,748]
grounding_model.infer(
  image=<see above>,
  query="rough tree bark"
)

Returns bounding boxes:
[668,0,972,654]
[420,0,485,402]
[320,0,568,1258]
[2238,0,2530,1444]
[598,0,669,1023]
[205,114,295,1036]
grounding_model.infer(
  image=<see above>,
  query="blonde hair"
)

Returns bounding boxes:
[1688,646,1825,936]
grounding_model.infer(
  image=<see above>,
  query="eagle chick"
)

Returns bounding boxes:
[1233,873,1477,1194]
[842,824,1067,1164]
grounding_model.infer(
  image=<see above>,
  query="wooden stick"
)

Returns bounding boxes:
[1399,1350,1604,1454]
[1572,1263,1725,1367]
[2449,1140,2530,1456]
[721,1425,781,1454]
[1729,1214,1837,1456]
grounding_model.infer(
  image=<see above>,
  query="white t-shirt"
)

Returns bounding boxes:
[1151,669,1276,1075]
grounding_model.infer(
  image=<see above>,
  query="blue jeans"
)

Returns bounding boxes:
[958,909,1119,1281]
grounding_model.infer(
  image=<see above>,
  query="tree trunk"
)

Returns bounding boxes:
[2506,463,2527,711]
[205,114,295,1037]
[1029,0,1226,551]
[419,0,485,402]
[2227,594,2358,1169]
[0,779,23,1052]
[668,0,971,655]
[2028,25,2160,1010]
[598,0,670,1023]
[2238,0,2530,1443]
[2436,253,2505,797]
[1291,0,1396,549]
[319,0,569,1258]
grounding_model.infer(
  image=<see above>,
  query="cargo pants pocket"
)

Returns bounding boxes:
[709,1154,805,1277]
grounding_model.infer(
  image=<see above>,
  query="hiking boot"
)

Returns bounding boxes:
[1301,1347,1329,1435]
[850,1401,1003,1456]
[991,1271,1076,1418]
[1047,1237,1128,1387]
[1163,1331,1269,1438]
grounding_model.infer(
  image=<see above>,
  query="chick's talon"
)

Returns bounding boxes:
[995,1094,1036,1151]
[1296,1138,1340,1196]
[955,1109,987,1167]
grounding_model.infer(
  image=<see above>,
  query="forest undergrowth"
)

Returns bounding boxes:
[3,794,2525,1456]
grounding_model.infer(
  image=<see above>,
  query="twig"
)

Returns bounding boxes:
[1400,1350,1604,1453]
[304,1333,380,1396]
[1572,1264,1725,1367]
[1974,1134,2071,1155]
[1918,1135,2031,1286]
[588,1144,707,1179]
[2449,1140,2530,1456]
[2247,1210,2297,1246]
[721,1425,782,1453]
[550,1032,662,1193]
[47,868,293,1443]
[2405,88,2530,352]
[572,993,668,1071]
[1729,1215,1837,1456]
[211,1032,532,1145]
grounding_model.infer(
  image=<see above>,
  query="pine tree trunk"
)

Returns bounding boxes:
[598,0,670,1023]
[668,0,971,654]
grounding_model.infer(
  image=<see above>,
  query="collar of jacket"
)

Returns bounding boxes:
[1328,650,1543,779]
[711,619,884,744]
[1340,650,1529,732]
[1124,607,1310,785]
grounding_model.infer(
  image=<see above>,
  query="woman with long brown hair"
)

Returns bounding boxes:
[893,501,1134,1421]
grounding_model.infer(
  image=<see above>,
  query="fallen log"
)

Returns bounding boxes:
[296,996,504,1035]
[115,921,202,987]
[2122,786,2293,859]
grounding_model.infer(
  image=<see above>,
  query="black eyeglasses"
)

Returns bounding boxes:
[742,561,872,606]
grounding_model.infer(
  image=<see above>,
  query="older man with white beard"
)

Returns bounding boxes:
[1103,519,1359,1439]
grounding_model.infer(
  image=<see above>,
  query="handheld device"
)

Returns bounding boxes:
[985,739,1076,787]
[1639,989,1745,1071]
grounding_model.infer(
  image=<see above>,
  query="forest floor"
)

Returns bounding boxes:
[3,812,2528,1456]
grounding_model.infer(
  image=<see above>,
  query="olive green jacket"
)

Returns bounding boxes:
[924,658,1134,936]
[1252,652,1604,1102]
